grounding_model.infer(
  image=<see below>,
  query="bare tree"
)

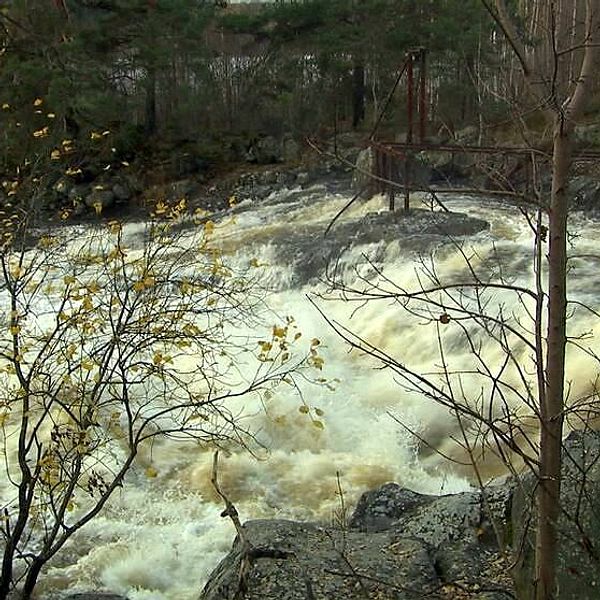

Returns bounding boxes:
[316,2,600,599]
[0,214,315,599]
[481,2,599,597]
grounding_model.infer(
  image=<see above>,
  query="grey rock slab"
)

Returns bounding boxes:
[200,519,438,600]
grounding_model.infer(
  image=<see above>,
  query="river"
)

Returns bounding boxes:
[1,182,599,599]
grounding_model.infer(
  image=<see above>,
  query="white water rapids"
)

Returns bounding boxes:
[2,183,600,599]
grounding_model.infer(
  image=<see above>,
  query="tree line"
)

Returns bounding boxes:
[4,0,596,175]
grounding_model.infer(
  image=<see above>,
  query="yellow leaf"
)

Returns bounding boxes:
[81,359,95,370]
[33,98,43,106]
[1,103,9,110]
[108,220,121,234]
[299,405,309,414]
[315,408,324,416]
[311,338,321,347]
[312,420,324,430]
[10,325,20,335]
[90,131,102,140]
[63,275,76,285]
[272,325,286,339]
[82,295,93,310]
[50,149,61,160]
[47,113,56,119]
[145,466,158,478]
[312,356,324,370]
[32,126,49,138]
[92,201,103,216]
[204,220,215,236]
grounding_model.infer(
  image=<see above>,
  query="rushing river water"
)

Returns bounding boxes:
[2,183,600,599]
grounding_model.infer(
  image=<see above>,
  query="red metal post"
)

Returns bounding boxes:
[406,55,414,144]
[388,148,395,211]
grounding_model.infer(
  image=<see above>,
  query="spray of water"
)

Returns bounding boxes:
[1,186,599,599]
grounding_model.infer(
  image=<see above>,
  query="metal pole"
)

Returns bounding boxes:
[404,53,414,211]
[388,149,395,211]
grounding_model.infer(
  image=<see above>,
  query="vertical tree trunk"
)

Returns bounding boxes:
[144,65,157,136]
[352,62,365,129]
[535,116,571,600]
[483,2,598,598]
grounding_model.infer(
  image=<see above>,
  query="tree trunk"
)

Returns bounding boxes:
[535,116,571,600]
[352,62,365,129]
[144,65,157,136]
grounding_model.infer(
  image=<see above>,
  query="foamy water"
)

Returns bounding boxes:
[1,186,599,599]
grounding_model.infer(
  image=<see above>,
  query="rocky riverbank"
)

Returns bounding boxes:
[198,430,600,600]
[6,128,600,234]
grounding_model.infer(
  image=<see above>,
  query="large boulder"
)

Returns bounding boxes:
[200,484,513,600]
[200,519,439,600]
[511,430,600,599]
[351,146,374,193]
[246,136,283,164]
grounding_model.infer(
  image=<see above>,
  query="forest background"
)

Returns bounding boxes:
[4,0,599,208]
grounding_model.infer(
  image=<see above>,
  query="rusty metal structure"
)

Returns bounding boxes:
[369,49,600,211]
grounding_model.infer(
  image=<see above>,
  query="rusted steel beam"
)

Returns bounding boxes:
[382,141,600,161]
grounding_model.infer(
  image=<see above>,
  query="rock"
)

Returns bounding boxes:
[276,171,293,186]
[575,123,600,147]
[282,136,301,162]
[68,184,89,204]
[455,125,479,145]
[200,520,439,600]
[350,484,434,532]
[427,150,473,182]
[167,178,199,201]
[511,430,600,599]
[85,188,115,212]
[246,136,283,164]
[295,172,310,186]
[201,480,513,600]
[112,181,131,202]
[171,152,203,178]
[569,175,600,213]
[259,170,278,185]
[351,147,374,193]
[53,178,71,198]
